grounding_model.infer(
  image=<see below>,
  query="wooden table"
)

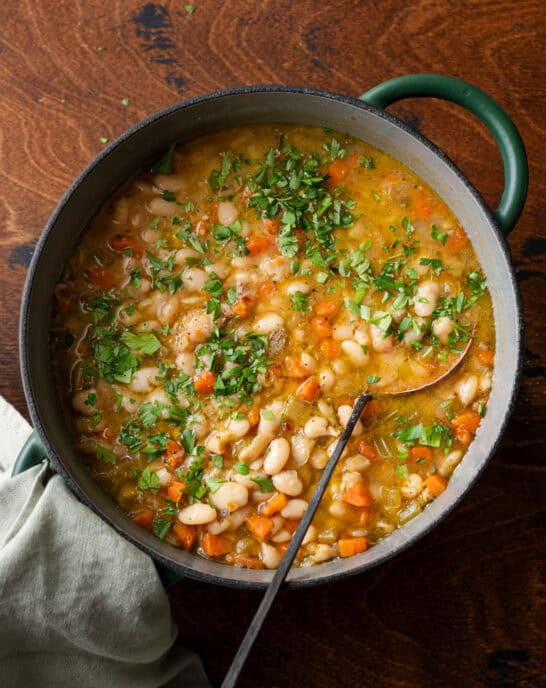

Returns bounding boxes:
[2,1,545,685]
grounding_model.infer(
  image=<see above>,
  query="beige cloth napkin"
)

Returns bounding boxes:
[0,396,210,688]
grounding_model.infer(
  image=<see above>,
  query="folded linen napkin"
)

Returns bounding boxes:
[0,396,210,688]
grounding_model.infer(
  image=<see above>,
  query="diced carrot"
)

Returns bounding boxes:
[88,267,115,289]
[233,300,251,318]
[338,537,368,558]
[413,191,433,220]
[166,440,185,470]
[342,484,373,507]
[320,338,340,358]
[326,159,350,186]
[360,399,378,419]
[247,408,260,427]
[446,227,469,254]
[260,492,288,517]
[452,411,481,434]
[201,532,232,557]
[113,235,143,258]
[425,474,447,497]
[270,363,283,377]
[172,522,198,550]
[246,234,272,256]
[456,426,472,446]
[296,377,320,402]
[263,218,281,234]
[194,370,216,395]
[246,513,274,541]
[315,300,339,318]
[478,349,494,367]
[285,519,300,534]
[132,510,154,531]
[410,445,433,463]
[257,280,274,299]
[236,556,265,569]
[358,439,378,461]
[55,293,76,314]
[358,508,372,526]
[285,356,308,378]
[167,480,187,503]
[276,542,304,559]
[312,316,333,339]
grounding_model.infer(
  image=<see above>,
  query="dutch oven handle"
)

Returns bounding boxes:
[12,432,182,588]
[360,74,528,236]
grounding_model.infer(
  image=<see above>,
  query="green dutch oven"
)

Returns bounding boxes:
[17,74,528,589]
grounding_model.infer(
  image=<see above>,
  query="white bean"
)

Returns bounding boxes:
[205,418,250,454]
[184,310,212,343]
[414,280,440,317]
[204,262,227,279]
[300,352,317,374]
[261,542,282,569]
[178,503,217,525]
[210,482,249,512]
[253,313,284,334]
[290,432,315,467]
[157,296,180,324]
[437,450,464,478]
[286,281,311,296]
[149,197,178,217]
[207,518,230,535]
[302,524,317,544]
[72,389,96,416]
[403,317,426,347]
[183,267,208,292]
[344,454,370,472]
[281,499,308,519]
[309,543,337,563]
[155,467,172,487]
[304,416,335,439]
[400,473,423,499]
[272,470,303,496]
[309,447,328,469]
[328,501,352,519]
[341,471,363,491]
[129,366,159,393]
[175,352,195,376]
[432,316,454,344]
[264,438,291,475]
[153,174,185,191]
[217,201,239,226]
[175,248,200,265]
[341,339,369,367]
[333,324,354,341]
[354,326,370,346]
[337,405,363,434]
[271,529,291,543]
[319,367,335,392]
[370,324,394,352]
[456,374,478,407]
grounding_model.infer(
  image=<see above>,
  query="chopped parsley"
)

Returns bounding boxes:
[290,291,310,313]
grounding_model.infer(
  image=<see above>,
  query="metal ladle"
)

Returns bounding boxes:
[221,337,473,688]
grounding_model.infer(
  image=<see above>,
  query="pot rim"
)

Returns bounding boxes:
[19,84,523,589]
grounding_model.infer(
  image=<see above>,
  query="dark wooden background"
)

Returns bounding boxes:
[1,1,545,686]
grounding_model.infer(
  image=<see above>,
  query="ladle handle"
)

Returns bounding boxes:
[221,394,373,688]
[360,74,528,236]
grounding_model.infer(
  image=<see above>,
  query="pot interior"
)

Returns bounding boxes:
[21,88,520,588]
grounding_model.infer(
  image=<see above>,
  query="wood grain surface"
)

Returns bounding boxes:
[1,1,545,686]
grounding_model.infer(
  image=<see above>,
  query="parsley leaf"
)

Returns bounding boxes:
[121,331,162,355]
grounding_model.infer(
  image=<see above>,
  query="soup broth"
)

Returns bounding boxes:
[51,124,494,569]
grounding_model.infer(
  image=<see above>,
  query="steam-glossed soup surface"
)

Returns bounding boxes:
[51,124,494,569]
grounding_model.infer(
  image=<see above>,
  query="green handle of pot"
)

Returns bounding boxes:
[360,74,528,235]
[12,431,182,589]
[12,431,46,477]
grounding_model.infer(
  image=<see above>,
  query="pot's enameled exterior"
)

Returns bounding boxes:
[19,76,527,588]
